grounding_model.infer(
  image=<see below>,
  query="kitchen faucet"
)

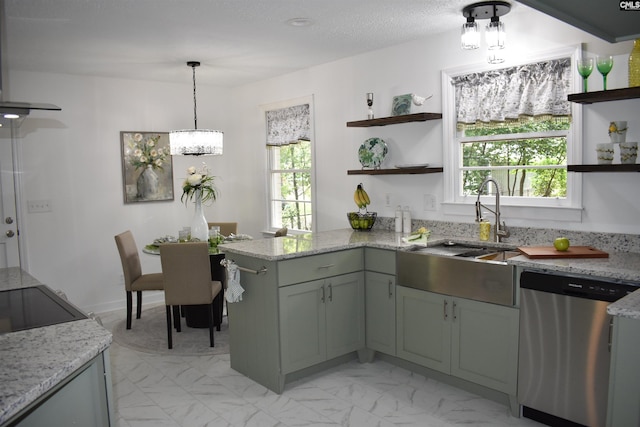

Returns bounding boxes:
[475,177,510,243]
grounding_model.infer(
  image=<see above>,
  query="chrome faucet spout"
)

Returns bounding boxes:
[475,178,510,242]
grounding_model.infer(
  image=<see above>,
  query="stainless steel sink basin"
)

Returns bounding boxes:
[475,250,521,262]
[397,244,516,306]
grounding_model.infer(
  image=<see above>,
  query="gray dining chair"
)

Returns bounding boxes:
[207,222,238,237]
[160,242,222,349]
[114,230,164,329]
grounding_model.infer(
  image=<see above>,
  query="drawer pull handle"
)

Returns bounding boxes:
[388,280,393,298]
[328,283,333,302]
[443,300,448,320]
[318,264,335,269]
[321,286,325,303]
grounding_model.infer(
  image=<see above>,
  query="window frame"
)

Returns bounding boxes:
[441,46,584,222]
[262,95,317,234]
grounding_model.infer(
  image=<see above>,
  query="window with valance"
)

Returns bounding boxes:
[265,100,314,232]
[444,55,578,209]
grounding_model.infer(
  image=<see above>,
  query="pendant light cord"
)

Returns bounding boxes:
[191,63,198,130]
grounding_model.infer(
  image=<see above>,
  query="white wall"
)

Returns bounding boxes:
[230,5,639,234]
[8,4,640,313]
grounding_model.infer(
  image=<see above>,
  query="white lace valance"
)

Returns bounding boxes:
[452,58,572,130]
[266,104,310,146]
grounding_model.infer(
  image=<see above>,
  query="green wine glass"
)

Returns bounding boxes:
[596,55,613,90]
[577,58,594,92]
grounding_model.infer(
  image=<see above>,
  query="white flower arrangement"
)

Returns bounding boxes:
[181,163,218,204]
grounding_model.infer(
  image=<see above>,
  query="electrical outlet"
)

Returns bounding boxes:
[423,194,436,211]
[385,193,391,207]
[27,199,52,213]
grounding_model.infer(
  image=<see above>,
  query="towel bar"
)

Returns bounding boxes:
[236,265,268,275]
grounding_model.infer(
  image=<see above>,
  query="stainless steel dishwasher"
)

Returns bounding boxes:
[518,270,638,427]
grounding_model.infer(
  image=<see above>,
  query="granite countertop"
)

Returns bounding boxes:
[219,229,640,319]
[0,267,112,425]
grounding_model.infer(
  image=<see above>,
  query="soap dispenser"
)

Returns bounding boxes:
[395,205,403,232]
[402,206,412,234]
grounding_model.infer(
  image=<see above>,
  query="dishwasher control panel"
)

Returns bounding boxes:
[521,270,639,302]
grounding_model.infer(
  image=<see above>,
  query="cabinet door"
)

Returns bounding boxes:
[396,286,451,372]
[365,271,396,355]
[16,354,111,427]
[450,298,518,394]
[279,279,326,373]
[326,271,365,359]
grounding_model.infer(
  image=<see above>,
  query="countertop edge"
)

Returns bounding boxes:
[0,319,112,425]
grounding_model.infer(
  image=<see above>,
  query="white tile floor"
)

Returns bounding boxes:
[100,308,544,427]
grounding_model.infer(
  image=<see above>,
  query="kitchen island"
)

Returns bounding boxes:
[0,268,113,426]
[219,228,640,418]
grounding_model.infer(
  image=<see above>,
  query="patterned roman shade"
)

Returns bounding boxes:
[266,104,310,146]
[452,58,572,130]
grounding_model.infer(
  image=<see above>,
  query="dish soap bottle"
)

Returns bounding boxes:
[630,38,640,87]
[402,206,411,234]
[395,205,403,232]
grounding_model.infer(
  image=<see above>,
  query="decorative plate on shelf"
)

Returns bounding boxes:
[358,138,388,169]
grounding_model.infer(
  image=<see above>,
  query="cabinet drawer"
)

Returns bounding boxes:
[364,248,396,275]
[278,249,363,286]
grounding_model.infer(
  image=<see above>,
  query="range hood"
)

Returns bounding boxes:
[0,0,60,129]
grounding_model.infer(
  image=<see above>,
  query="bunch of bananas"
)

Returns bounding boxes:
[353,183,371,210]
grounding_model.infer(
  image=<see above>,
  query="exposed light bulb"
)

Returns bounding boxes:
[486,18,506,50]
[461,17,480,50]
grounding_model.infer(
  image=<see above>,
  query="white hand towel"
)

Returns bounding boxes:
[221,259,245,303]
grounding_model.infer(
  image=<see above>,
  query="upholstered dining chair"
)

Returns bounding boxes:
[114,230,164,330]
[207,222,238,237]
[159,242,222,349]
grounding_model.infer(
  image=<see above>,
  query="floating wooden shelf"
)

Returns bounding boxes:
[567,164,640,172]
[568,87,640,104]
[347,167,444,175]
[346,112,442,127]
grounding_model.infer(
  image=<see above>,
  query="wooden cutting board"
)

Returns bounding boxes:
[517,245,609,259]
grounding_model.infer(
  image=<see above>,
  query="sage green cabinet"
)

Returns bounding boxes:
[451,297,518,394]
[364,248,396,356]
[365,271,396,355]
[397,286,451,371]
[396,285,519,395]
[10,351,113,427]
[607,315,640,427]
[279,271,365,374]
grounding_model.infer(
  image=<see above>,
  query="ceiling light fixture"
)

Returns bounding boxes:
[169,61,223,156]
[461,1,511,62]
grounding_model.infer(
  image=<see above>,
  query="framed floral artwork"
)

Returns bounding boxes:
[120,131,174,203]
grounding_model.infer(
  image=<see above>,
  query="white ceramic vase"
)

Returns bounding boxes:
[191,188,209,242]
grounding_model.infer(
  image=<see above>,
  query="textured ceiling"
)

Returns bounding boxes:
[2,0,488,87]
[2,0,636,89]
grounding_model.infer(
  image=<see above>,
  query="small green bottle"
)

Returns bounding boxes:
[629,39,640,87]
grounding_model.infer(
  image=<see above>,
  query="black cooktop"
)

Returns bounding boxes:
[0,285,87,334]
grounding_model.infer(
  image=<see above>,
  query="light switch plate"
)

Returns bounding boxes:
[27,200,52,213]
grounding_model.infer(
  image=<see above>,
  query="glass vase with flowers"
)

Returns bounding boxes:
[181,163,218,242]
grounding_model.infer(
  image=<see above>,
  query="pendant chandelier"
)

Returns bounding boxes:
[461,1,511,63]
[169,61,223,156]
